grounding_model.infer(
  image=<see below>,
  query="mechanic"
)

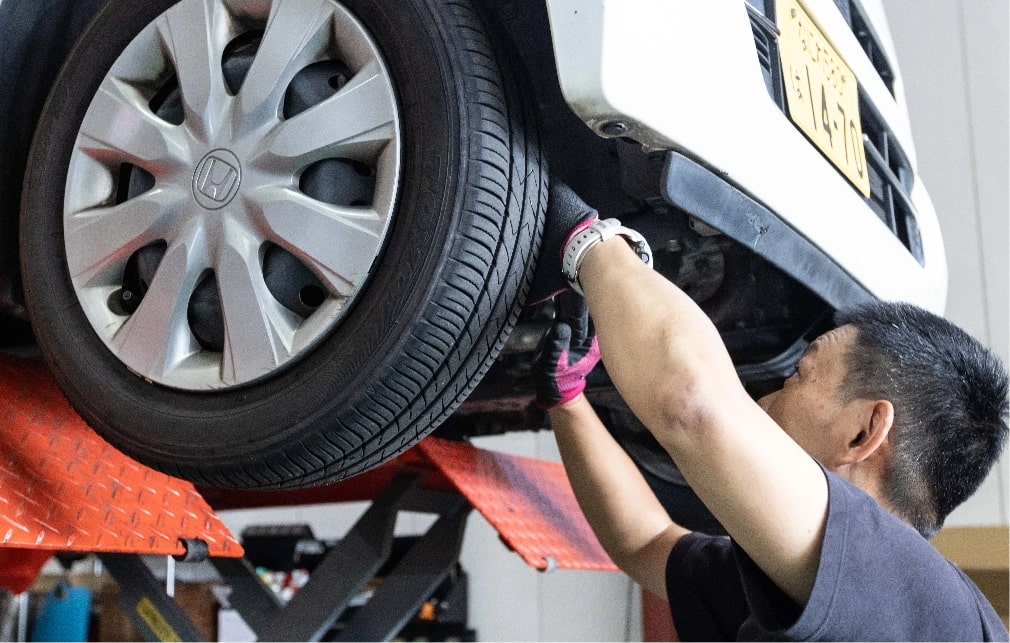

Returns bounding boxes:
[529,183,1009,640]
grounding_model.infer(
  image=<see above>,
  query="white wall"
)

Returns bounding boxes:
[882,0,1009,526]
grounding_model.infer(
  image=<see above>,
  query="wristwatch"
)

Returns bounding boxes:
[561,218,653,296]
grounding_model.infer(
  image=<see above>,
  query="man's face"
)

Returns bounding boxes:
[757,325,860,467]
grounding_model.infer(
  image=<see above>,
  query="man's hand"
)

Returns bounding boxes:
[526,182,599,305]
[533,292,600,409]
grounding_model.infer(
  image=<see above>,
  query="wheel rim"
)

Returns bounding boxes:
[63,0,401,390]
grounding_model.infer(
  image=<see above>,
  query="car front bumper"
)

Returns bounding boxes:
[545,0,947,313]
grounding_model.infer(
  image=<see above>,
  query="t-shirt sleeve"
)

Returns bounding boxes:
[666,532,751,641]
[735,467,1008,641]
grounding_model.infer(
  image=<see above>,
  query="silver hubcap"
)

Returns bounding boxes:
[63,0,400,390]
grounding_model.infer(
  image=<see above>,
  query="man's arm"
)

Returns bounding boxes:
[549,394,688,598]
[579,237,829,605]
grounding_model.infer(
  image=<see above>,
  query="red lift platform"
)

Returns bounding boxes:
[0,355,242,590]
[0,354,615,641]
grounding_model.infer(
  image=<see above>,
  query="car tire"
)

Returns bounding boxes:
[20,0,545,488]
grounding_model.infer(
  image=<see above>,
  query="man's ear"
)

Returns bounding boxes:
[844,399,894,463]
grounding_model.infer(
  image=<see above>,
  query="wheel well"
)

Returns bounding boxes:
[0,0,107,317]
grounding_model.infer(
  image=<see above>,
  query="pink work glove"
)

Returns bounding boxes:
[533,292,601,408]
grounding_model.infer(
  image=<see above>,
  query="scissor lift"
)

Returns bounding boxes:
[0,354,615,641]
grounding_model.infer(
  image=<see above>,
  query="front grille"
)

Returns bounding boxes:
[861,97,923,262]
[833,0,896,94]
[746,1,924,265]
[747,4,784,106]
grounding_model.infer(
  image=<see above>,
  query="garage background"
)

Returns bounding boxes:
[887,0,1009,529]
[215,1,1009,639]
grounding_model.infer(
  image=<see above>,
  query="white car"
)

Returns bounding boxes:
[0,0,943,495]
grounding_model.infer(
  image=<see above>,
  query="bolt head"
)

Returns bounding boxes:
[600,121,628,137]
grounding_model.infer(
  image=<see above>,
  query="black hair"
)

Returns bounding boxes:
[835,301,1008,538]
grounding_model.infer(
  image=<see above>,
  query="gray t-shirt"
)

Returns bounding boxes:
[666,468,1008,641]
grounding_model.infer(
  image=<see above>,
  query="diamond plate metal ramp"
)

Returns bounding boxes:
[416,438,617,572]
[0,355,243,591]
[201,436,618,573]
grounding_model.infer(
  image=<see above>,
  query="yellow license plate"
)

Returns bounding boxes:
[777,0,870,197]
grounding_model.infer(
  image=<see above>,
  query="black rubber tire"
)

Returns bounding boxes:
[0,0,105,316]
[20,0,545,488]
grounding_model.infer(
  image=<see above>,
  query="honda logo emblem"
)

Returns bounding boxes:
[193,149,241,209]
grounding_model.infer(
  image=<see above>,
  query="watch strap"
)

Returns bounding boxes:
[561,218,652,296]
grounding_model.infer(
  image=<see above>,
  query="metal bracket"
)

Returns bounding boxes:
[249,473,424,641]
[334,490,471,641]
[174,539,209,563]
[99,554,206,642]
[209,474,475,642]
[208,556,283,635]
